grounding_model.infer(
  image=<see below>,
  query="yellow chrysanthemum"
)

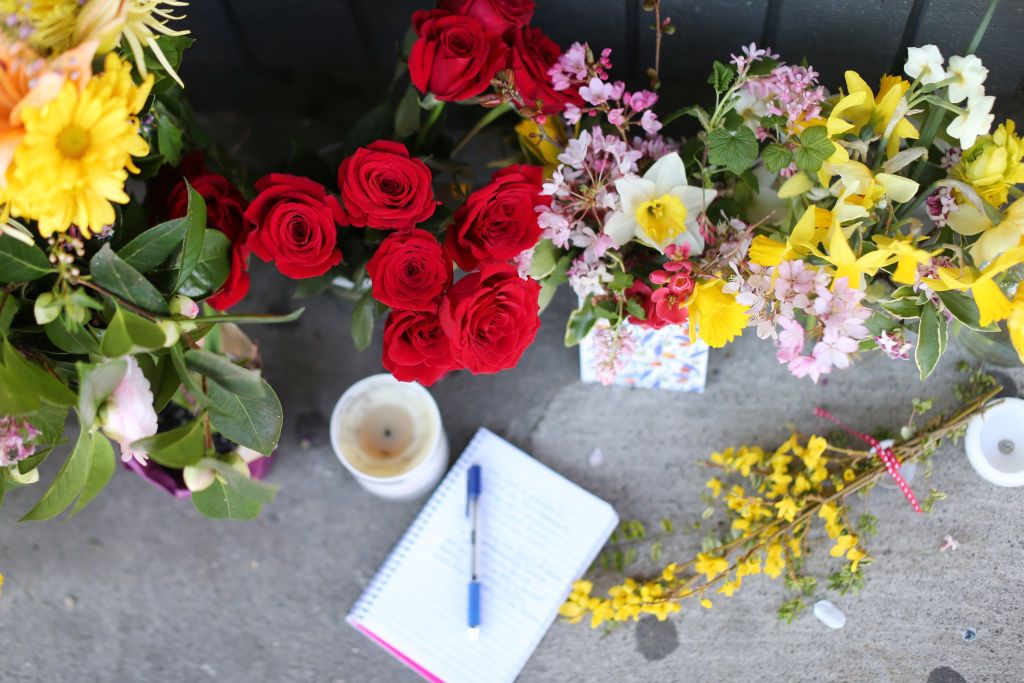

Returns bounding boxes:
[6,53,152,238]
[688,279,749,348]
[0,0,80,53]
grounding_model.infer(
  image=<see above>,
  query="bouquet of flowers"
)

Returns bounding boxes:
[0,1,294,521]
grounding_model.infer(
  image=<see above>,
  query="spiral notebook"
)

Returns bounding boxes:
[347,428,618,683]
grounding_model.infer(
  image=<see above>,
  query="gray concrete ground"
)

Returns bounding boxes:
[2,271,1023,683]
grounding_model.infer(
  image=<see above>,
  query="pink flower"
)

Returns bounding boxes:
[661,243,692,273]
[640,110,662,135]
[564,103,583,124]
[624,90,658,112]
[0,416,40,466]
[775,316,806,363]
[579,77,612,105]
[875,329,912,360]
[101,358,159,465]
[548,42,589,91]
[812,326,859,371]
[607,108,625,126]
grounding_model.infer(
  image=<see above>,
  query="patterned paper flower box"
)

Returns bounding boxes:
[579,319,709,392]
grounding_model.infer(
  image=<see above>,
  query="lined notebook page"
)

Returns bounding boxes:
[347,428,618,683]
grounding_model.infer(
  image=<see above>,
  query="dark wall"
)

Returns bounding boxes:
[177,0,1022,166]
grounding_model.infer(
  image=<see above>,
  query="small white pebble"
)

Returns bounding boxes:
[63,595,77,610]
[813,599,846,629]
[588,447,604,467]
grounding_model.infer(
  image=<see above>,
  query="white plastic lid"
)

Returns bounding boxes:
[965,397,1024,487]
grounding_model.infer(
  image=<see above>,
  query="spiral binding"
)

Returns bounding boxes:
[351,431,482,620]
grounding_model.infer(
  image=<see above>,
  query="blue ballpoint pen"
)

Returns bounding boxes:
[466,464,482,640]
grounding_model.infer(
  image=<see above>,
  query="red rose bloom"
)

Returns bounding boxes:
[508,26,584,115]
[382,309,459,386]
[168,173,251,311]
[436,0,534,34]
[244,173,344,279]
[337,140,437,229]
[439,262,541,374]
[367,229,452,311]
[624,280,670,329]
[168,173,247,240]
[446,164,545,271]
[409,9,508,102]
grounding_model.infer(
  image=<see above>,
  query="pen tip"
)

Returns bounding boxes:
[468,627,480,641]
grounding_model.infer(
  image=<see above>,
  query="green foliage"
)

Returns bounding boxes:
[133,418,205,468]
[190,458,279,520]
[777,597,806,623]
[793,126,835,174]
[564,299,599,347]
[118,217,189,272]
[90,245,169,314]
[0,234,54,282]
[20,427,111,521]
[762,143,793,173]
[707,126,759,175]
[351,290,376,351]
[394,85,422,139]
[100,306,168,356]
[914,305,948,380]
[707,60,735,93]
[936,290,992,331]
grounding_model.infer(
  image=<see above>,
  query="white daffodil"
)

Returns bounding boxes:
[947,94,994,149]
[946,54,988,103]
[904,44,947,85]
[603,152,717,254]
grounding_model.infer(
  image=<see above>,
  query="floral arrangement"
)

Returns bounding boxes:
[560,367,1002,627]
[265,0,1020,388]
[0,1,294,521]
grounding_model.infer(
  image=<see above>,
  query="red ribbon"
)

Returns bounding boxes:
[814,408,922,513]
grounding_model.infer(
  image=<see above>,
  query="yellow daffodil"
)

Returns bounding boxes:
[830,160,920,207]
[954,120,1024,206]
[821,221,895,289]
[928,245,1024,325]
[777,171,815,198]
[831,71,919,158]
[872,234,939,284]
[688,279,749,348]
[516,115,564,176]
[1008,288,1024,363]
[958,197,1024,265]
[5,53,152,237]
[749,206,831,267]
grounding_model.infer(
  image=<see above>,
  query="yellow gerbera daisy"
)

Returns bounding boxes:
[5,53,153,238]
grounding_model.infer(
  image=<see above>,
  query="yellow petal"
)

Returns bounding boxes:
[875,173,919,203]
[778,172,813,198]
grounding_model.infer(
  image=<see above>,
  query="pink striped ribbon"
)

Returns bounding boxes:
[814,408,922,513]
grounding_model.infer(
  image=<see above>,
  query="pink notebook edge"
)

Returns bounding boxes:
[347,617,446,683]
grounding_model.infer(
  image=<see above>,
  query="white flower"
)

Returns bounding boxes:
[602,152,717,254]
[946,94,994,149]
[101,357,159,465]
[946,54,988,103]
[904,44,948,85]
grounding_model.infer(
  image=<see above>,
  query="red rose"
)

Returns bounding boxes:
[439,262,540,374]
[367,229,452,311]
[207,245,250,311]
[446,164,545,271]
[436,0,534,34]
[337,140,437,229]
[382,309,459,386]
[508,26,583,115]
[244,173,344,279]
[409,9,508,102]
[624,280,670,329]
[168,173,247,241]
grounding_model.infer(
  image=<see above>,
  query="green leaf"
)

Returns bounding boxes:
[175,229,230,300]
[0,294,20,335]
[141,35,194,93]
[2,339,76,406]
[346,103,393,154]
[394,85,421,139]
[100,305,168,356]
[148,354,180,413]
[0,363,39,415]
[132,418,205,468]
[78,360,128,427]
[529,239,559,280]
[351,290,376,351]
[190,457,278,520]
[173,181,208,290]
[90,244,169,314]
[608,271,634,293]
[625,298,646,320]
[707,126,759,175]
[118,217,188,272]
[20,427,93,521]
[0,234,54,282]
[68,433,115,518]
[189,308,304,326]
[537,278,559,313]
[763,143,793,173]
[937,290,992,331]
[915,305,946,380]
[707,60,736,93]
[793,126,835,174]
[880,298,924,319]
[564,301,598,347]
[156,107,184,166]
[44,316,100,355]
[185,350,281,455]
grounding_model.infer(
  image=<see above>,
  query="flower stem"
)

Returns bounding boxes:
[450,103,513,159]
